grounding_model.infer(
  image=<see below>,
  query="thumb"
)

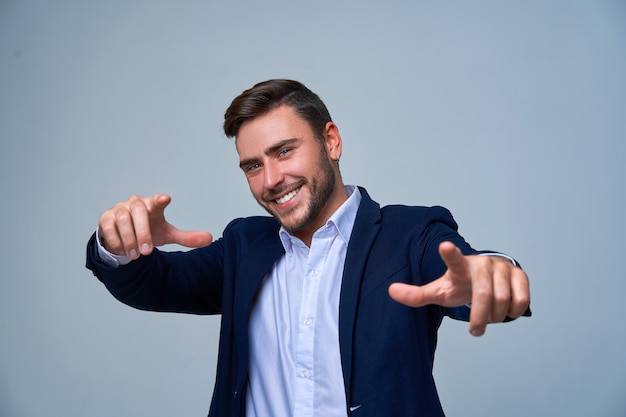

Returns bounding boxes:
[388,243,472,308]
[167,227,214,249]
[388,282,441,308]
[148,194,213,248]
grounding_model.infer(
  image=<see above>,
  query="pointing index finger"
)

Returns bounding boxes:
[438,241,468,277]
[149,194,172,214]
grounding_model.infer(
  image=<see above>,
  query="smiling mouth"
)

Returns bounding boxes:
[275,187,300,205]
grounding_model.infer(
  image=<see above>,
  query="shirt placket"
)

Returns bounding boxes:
[293,230,333,416]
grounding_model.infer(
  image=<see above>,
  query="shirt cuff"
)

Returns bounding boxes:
[95,228,132,268]
[478,252,518,267]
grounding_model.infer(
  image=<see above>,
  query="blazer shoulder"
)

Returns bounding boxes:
[379,204,459,230]
[222,216,281,243]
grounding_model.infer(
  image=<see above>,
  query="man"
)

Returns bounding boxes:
[86,79,530,417]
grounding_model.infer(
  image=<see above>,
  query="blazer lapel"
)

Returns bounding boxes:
[233,229,285,390]
[338,187,382,402]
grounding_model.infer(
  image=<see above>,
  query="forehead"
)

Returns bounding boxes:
[235,105,314,155]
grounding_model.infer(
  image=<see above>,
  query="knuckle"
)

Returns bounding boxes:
[116,211,132,225]
[474,286,493,300]
[129,200,149,216]
[471,257,492,276]
[513,292,531,308]
[99,209,116,225]
[99,221,117,236]
[513,268,529,282]
[494,290,511,304]
[129,196,144,207]
[493,258,508,271]
[476,256,492,268]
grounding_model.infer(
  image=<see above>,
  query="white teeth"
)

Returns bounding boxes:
[276,188,299,204]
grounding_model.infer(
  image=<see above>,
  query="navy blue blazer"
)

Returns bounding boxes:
[86,187,520,417]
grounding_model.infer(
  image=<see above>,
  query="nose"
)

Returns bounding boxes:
[263,160,283,189]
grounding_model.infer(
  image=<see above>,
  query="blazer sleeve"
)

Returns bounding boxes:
[85,232,225,315]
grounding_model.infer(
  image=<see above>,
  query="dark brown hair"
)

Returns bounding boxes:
[223,79,332,140]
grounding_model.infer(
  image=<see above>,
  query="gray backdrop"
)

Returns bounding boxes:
[1,1,625,416]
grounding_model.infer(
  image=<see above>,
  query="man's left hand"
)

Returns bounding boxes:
[388,241,530,337]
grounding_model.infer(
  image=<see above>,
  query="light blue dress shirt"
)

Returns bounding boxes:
[246,185,361,417]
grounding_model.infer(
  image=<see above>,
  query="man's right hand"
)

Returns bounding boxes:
[98,194,213,260]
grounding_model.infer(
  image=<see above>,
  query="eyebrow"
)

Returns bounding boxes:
[239,138,301,170]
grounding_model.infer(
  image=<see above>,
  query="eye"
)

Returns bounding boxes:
[247,163,261,171]
[278,148,291,157]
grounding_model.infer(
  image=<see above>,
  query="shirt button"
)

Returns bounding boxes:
[310,270,319,278]
[301,369,309,378]
[304,318,312,327]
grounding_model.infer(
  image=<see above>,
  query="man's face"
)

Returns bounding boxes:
[236,105,345,242]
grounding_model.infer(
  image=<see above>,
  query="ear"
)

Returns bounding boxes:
[324,122,342,161]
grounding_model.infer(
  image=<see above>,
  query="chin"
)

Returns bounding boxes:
[276,217,304,233]
[276,212,312,234]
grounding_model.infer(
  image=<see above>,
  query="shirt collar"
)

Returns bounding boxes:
[279,185,361,254]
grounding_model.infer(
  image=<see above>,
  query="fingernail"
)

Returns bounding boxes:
[129,249,138,259]
[471,328,484,337]
[141,243,150,254]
